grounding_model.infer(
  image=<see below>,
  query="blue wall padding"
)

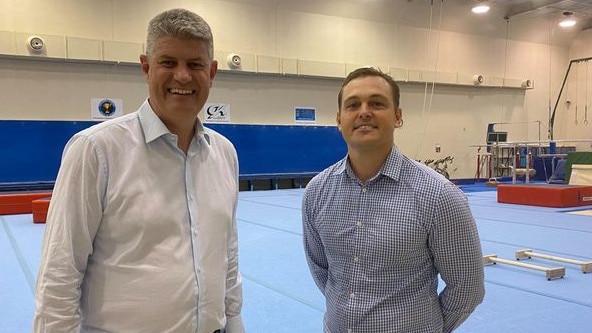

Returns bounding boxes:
[0,120,98,184]
[0,120,346,187]
[207,124,346,176]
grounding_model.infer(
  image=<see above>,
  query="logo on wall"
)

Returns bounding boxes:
[98,99,116,116]
[204,103,231,123]
[91,98,123,120]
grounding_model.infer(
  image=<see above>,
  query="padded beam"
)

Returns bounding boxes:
[516,249,592,274]
[483,254,565,280]
[0,191,53,215]
[31,197,51,224]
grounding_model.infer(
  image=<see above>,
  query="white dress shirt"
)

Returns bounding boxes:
[34,99,244,333]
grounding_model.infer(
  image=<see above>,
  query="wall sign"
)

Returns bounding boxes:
[294,107,316,123]
[91,98,123,120]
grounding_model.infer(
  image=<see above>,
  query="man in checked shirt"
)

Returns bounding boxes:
[302,67,485,333]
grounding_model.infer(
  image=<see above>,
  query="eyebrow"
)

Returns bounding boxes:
[344,93,388,101]
[157,54,207,62]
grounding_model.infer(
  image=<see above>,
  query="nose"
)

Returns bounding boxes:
[173,65,192,83]
[358,103,372,118]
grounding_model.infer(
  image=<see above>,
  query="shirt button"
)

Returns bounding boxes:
[349,292,355,299]
[361,188,367,193]
[356,221,363,227]
[348,329,352,333]
[353,256,360,263]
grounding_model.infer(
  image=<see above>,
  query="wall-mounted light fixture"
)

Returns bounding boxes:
[559,11,576,28]
[521,79,533,89]
[26,35,45,53]
[226,53,242,70]
[471,0,490,14]
[473,74,484,85]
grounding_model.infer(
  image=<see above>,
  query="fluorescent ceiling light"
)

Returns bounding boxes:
[472,2,490,14]
[559,12,576,27]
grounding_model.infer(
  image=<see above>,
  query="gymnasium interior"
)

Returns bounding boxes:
[1,0,592,332]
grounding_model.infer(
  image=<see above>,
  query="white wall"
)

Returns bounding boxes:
[0,0,589,178]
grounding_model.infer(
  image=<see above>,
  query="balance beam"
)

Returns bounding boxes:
[483,254,565,280]
[516,249,592,274]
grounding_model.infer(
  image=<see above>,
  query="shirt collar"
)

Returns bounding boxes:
[138,99,211,145]
[334,146,403,182]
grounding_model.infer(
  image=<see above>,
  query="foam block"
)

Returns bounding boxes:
[497,184,592,208]
[0,191,53,215]
[31,197,51,223]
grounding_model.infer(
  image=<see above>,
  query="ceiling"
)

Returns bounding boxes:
[230,0,592,46]
[403,0,592,45]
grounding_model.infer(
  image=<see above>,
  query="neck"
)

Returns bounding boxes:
[348,145,392,183]
[147,99,198,154]
[163,117,196,154]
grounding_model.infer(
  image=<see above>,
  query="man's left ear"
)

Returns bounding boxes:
[395,108,403,128]
[209,60,219,81]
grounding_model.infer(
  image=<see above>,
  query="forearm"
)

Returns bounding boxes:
[439,286,483,333]
[434,184,485,332]
[225,208,244,332]
[34,238,85,332]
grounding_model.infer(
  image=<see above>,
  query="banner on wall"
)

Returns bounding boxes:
[203,103,231,123]
[91,98,123,120]
[294,107,316,124]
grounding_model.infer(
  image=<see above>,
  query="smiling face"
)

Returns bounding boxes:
[140,36,218,125]
[337,75,402,154]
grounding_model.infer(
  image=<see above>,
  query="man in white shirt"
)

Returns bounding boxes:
[33,8,244,333]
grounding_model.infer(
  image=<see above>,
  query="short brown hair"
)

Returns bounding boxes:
[338,67,400,110]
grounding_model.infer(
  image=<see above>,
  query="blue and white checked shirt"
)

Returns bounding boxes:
[302,147,484,333]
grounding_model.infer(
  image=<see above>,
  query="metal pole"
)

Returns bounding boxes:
[549,56,592,140]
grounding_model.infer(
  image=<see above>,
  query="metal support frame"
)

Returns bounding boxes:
[549,56,592,140]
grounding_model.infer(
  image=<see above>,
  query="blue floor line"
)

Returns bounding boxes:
[480,238,592,261]
[241,272,324,312]
[240,198,301,211]
[477,217,592,234]
[238,218,302,236]
[0,216,36,296]
[485,279,592,308]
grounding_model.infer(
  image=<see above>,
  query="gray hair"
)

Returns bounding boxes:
[145,8,214,60]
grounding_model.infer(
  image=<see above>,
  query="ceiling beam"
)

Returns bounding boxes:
[504,0,570,20]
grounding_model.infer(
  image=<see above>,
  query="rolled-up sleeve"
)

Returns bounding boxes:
[33,135,105,333]
[224,152,244,333]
